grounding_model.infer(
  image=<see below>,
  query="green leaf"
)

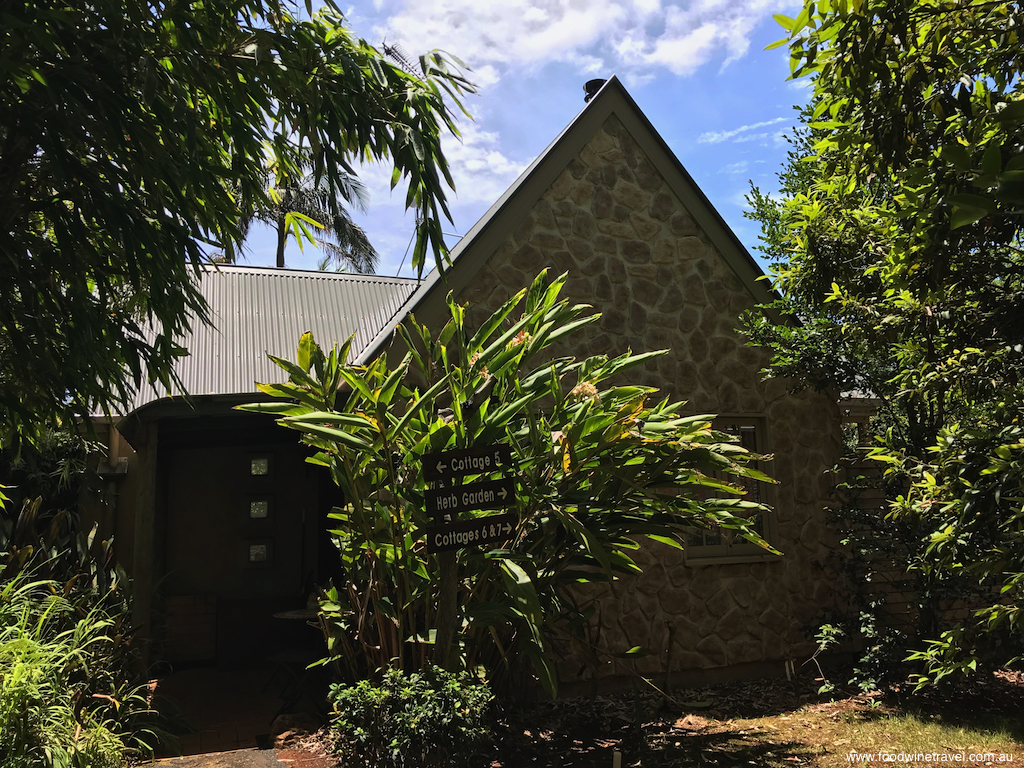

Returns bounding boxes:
[297,331,317,373]
[773,13,797,30]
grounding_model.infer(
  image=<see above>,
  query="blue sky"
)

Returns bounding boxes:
[245,0,810,276]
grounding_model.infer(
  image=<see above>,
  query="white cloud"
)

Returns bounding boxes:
[441,122,529,204]
[374,0,794,82]
[719,160,748,174]
[697,116,786,144]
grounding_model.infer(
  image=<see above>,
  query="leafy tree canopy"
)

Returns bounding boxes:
[1,0,472,449]
[750,0,1024,682]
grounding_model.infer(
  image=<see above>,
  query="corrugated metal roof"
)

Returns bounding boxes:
[128,265,418,413]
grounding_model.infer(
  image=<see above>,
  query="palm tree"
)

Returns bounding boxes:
[237,157,379,272]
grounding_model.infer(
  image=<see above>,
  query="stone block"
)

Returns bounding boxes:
[676,361,699,393]
[614,182,650,211]
[677,236,706,261]
[570,181,595,206]
[573,208,596,239]
[531,230,564,250]
[601,307,627,334]
[579,143,602,169]
[635,158,662,191]
[717,381,739,412]
[707,587,733,619]
[695,258,712,279]
[496,263,527,288]
[597,219,636,239]
[686,332,708,365]
[565,276,593,300]
[670,213,698,236]
[549,170,576,201]
[630,213,662,241]
[554,200,575,217]
[633,279,664,308]
[726,631,763,665]
[637,564,668,596]
[592,187,614,219]
[650,191,675,221]
[652,238,676,263]
[595,274,613,301]
[567,157,588,179]
[738,387,766,413]
[710,335,738,361]
[682,273,706,304]
[589,129,616,154]
[609,258,627,284]
[698,359,722,390]
[567,238,594,262]
[705,280,730,312]
[761,627,787,660]
[699,310,722,340]
[622,240,652,264]
[513,213,535,246]
[594,234,617,253]
[677,305,699,333]
[619,133,639,168]
[690,566,721,601]
[511,243,546,274]
[613,284,630,308]
[657,285,683,313]
[554,215,574,239]
[628,301,648,333]
[695,635,728,666]
[580,252,606,277]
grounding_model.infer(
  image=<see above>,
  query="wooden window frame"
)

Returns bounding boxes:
[684,415,781,566]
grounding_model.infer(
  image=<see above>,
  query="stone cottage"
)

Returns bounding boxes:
[86,76,842,688]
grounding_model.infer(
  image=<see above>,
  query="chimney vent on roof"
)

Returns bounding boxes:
[584,79,606,102]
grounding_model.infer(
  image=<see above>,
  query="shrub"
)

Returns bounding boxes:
[328,666,492,768]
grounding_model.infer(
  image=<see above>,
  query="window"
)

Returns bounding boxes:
[685,416,778,565]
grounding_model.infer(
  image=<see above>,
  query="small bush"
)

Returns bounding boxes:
[328,666,492,768]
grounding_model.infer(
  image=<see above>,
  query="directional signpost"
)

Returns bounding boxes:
[425,477,516,518]
[423,444,514,482]
[423,443,517,554]
[427,513,516,553]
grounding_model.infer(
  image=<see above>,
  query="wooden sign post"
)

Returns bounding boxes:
[423,444,517,668]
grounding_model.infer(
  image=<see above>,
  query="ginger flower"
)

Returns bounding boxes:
[510,329,532,348]
[570,381,600,402]
[469,352,489,379]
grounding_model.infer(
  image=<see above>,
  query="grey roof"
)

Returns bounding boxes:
[128,265,418,413]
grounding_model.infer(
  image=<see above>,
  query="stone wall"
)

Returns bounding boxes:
[457,114,842,686]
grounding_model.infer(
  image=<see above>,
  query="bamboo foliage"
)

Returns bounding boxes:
[239,270,775,696]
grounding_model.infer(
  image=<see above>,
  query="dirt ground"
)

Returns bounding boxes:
[485,670,1024,767]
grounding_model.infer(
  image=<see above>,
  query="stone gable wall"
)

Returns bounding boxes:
[456,115,842,686]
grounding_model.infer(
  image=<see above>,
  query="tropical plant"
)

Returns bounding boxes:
[0,434,164,765]
[1,0,473,451]
[239,155,378,272]
[747,0,1024,684]
[327,665,492,768]
[239,270,774,696]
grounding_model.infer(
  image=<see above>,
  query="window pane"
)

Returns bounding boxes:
[250,500,269,519]
[250,457,269,476]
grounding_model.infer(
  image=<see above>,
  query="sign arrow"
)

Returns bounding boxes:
[425,477,516,519]
[423,444,514,482]
[426,512,517,553]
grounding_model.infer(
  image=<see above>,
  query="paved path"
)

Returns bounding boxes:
[157,749,284,767]
[157,747,335,767]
